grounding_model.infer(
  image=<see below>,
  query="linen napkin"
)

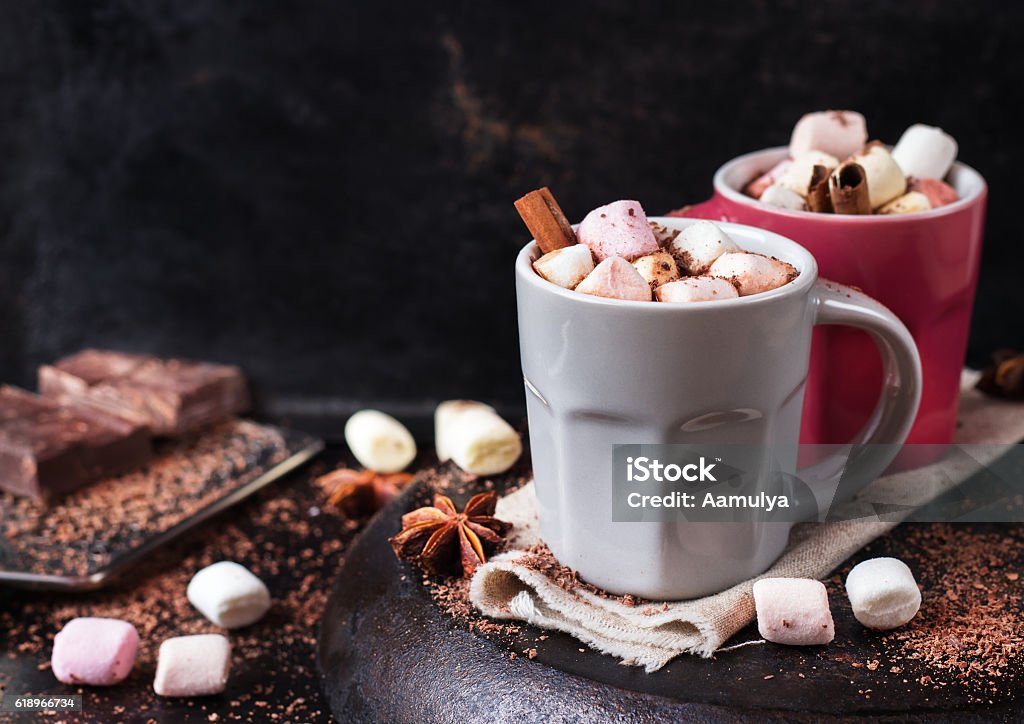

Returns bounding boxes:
[469,372,1024,671]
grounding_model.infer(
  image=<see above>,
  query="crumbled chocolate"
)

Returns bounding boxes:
[0,452,354,722]
[1,421,297,578]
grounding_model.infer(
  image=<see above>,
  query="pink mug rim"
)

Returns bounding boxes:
[712,146,987,224]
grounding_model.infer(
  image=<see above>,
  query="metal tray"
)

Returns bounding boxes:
[0,420,323,590]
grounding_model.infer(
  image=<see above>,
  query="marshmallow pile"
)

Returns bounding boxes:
[50,560,270,696]
[752,556,922,647]
[531,201,796,302]
[744,111,960,215]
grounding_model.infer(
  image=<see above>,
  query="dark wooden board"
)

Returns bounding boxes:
[318,469,1024,723]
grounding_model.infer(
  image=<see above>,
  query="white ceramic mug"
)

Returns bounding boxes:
[515,218,922,599]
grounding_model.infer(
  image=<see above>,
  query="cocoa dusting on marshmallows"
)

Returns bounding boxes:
[520,190,797,302]
[746,111,960,214]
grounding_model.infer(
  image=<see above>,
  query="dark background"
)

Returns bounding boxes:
[1,0,1020,423]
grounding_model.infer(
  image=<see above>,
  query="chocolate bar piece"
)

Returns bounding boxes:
[0,386,152,500]
[39,350,250,437]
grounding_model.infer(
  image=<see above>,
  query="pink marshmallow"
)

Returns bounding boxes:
[575,257,652,302]
[752,578,835,646]
[708,252,797,296]
[656,276,738,303]
[743,159,792,199]
[789,111,868,160]
[909,177,959,208]
[52,617,139,686]
[577,200,659,262]
[154,634,232,697]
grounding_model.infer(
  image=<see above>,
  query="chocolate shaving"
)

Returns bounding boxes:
[829,162,871,215]
[807,164,833,213]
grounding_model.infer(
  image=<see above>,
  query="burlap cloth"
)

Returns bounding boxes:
[469,372,1024,671]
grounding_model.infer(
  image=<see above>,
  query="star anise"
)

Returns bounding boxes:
[977,349,1024,400]
[316,467,414,517]
[389,492,510,577]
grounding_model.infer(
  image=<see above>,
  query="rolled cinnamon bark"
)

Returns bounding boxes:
[807,164,833,213]
[828,162,872,215]
[514,187,577,253]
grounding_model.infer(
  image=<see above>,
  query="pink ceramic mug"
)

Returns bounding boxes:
[670,147,987,454]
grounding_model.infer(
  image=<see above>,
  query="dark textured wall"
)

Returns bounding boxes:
[0,1,1020,417]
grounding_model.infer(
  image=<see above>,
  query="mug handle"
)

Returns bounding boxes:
[797,279,923,512]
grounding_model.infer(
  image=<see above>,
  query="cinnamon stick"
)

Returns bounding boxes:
[514,187,576,253]
[829,162,871,215]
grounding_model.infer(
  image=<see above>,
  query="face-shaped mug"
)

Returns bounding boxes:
[515,219,922,599]
[671,148,986,457]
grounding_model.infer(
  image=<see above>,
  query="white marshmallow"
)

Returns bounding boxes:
[744,159,792,199]
[187,561,271,629]
[434,400,522,475]
[776,151,839,196]
[878,192,932,215]
[575,257,652,301]
[789,111,868,160]
[850,144,907,208]
[532,244,595,290]
[632,251,680,289]
[434,399,493,461]
[668,221,741,275]
[708,252,796,296]
[758,185,807,211]
[154,634,231,697]
[752,578,835,646]
[344,410,416,472]
[656,276,738,303]
[845,557,921,630]
[892,124,958,180]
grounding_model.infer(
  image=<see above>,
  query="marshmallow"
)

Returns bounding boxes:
[849,143,907,208]
[577,200,660,262]
[632,251,680,289]
[187,561,271,629]
[878,191,932,215]
[752,578,835,646]
[892,124,958,180]
[656,276,739,303]
[344,410,416,473]
[909,177,959,208]
[435,400,492,461]
[744,159,792,199]
[759,185,806,211]
[532,244,595,289]
[845,557,921,630]
[709,252,797,296]
[777,151,840,196]
[668,221,741,275]
[575,257,652,301]
[154,634,231,697]
[51,617,139,686]
[434,400,522,475]
[789,111,868,160]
